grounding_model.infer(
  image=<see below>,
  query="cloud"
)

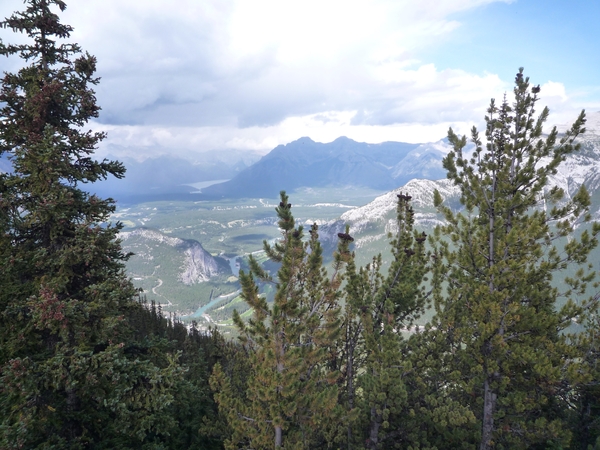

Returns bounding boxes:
[32,0,512,130]
[0,0,592,159]
[93,107,475,160]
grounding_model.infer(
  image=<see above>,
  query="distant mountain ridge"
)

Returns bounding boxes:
[318,112,600,261]
[201,136,450,199]
[87,136,457,202]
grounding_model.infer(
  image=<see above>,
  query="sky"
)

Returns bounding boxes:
[1,0,599,160]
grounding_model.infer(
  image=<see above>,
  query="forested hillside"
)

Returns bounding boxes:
[1,1,599,449]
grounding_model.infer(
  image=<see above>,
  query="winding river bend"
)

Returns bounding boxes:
[185,289,241,320]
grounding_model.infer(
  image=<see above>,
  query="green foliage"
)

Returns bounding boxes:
[119,298,237,449]
[570,313,600,449]
[335,193,432,449]
[212,191,346,449]
[0,2,187,448]
[425,68,598,450]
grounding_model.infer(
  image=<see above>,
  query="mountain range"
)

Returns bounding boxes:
[111,111,600,320]
[200,136,451,199]
[84,135,454,203]
[318,111,600,260]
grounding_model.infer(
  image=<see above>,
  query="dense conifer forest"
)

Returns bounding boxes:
[1,1,599,449]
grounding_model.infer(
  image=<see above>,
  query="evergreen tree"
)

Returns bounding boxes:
[338,193,431,449]
[0,1,182,447]
[429,68,599,449]
[333,227,372,449]
[361,194,430,449]
[212,191,345,449]
[572,311,600,449]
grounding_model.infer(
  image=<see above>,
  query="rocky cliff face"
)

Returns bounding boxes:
[119,228,224,285]
[179,242,220,284]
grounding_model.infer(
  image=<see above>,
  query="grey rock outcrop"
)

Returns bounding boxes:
[179,241,220,285]
[120,228,224,285]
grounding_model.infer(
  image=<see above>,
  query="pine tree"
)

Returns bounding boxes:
[211,191,346,449]
[334,227,373,449]
[572,311,600,449]
[0,1,182,447]
[337,193,431,449]
[363,194,431,449]
[429,68,599,449]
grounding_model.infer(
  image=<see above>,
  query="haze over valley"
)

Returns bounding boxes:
[110,111,600,331]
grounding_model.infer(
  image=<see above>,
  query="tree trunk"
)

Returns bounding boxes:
[65,387,82,440]
[480,377,496,450]
[480,164,497,450]
[367,407,381,449]
[346,338,355,449]
[275,330,285,448]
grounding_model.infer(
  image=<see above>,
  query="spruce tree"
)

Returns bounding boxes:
[429,68,599,449]
[0,1,182,447]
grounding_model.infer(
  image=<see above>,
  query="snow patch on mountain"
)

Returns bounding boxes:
[540,121,600,206]
[120,228,184,246]
[354,234,387,249]
[391,140,450,181]
[341,178,460,223]
[584,111,600,138]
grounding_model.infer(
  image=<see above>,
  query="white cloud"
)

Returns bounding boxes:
[540,81,568,103]
[0,0,592,160]
[93,105,476,160]
[39,0,514,129]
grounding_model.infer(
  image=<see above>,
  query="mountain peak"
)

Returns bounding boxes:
[332,136,355,143]
[290,136,315,145]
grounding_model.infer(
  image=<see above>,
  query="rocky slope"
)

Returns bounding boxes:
[318,114,600,260]
[119,228,227,285]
